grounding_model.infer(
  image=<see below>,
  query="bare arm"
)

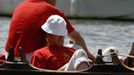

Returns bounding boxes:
[68,31,95,62]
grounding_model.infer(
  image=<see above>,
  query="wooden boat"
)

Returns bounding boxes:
[0,49,134,75]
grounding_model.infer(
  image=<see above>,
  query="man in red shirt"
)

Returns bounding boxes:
[5,0,95,62]
[31,15,75,70]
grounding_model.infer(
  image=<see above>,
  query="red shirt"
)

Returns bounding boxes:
[30,45,75,70]
[5,0,75,57]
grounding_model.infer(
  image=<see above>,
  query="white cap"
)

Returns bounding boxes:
[41,15,68,36]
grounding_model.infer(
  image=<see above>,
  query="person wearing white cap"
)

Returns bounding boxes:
[30,15,92,71]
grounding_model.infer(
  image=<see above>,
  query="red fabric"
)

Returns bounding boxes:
[0,60,5,64]
[31,45,75,70]
[0,54,5,60]
[5,0,74,57]
[0,54,5,64]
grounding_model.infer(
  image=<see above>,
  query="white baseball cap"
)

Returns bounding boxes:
[41,15,68,36]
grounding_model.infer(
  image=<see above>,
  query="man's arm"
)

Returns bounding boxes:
[68,31,95,62]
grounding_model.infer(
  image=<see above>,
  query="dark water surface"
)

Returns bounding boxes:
[1,17,134,56]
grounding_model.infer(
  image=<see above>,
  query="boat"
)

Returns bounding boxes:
[0,48,134,75]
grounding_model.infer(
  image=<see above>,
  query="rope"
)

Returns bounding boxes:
[101,52,117,57]
[118,53,134,58]
[101,52,134,59]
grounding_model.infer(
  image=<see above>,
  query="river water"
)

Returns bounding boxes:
[1,16,134,57]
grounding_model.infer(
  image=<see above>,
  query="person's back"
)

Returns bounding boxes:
[5,0,74,58]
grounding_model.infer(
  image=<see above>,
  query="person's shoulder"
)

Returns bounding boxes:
[33,46,49,56]
[35,46,48,52]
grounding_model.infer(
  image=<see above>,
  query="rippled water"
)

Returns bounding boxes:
[0,17,10,54]
[1,17,134,56]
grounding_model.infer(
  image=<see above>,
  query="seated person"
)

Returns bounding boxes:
[30,15,92,71]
